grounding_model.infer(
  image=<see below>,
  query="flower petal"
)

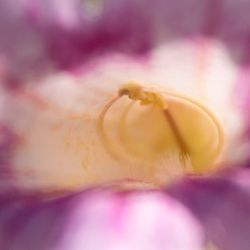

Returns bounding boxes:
[0,189,204,250]
[1,0,250,81]
[168,168,250,250]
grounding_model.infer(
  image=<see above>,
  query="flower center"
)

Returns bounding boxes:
[12,81,225,189]
[97,82,224,174]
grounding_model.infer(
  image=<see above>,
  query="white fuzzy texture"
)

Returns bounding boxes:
[4,38,244,190]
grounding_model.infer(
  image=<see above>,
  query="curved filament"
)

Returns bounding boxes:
[117,101,138,156]
[164,91,224,166]
[98,91,191,165]
[162,108,192,170]
[97,83,224,173]
[162,108,189,154]
[97,95,122,160]
[117,100,191,170]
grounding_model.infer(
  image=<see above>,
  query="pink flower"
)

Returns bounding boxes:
[1,0,250,249]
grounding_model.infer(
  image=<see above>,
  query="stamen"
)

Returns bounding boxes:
[98,83,189,162]
[169,92,224,171]
[97,82,224,174]
[97,95,122,160]
[162,108,190,163]
[117,101,138,156]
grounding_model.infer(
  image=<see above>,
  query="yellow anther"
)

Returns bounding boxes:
[118,82,143,100]
[119,82,166,108]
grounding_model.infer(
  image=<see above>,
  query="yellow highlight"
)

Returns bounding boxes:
[97,82,224,174]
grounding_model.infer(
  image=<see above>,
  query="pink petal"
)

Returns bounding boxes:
[168,168,250,250]
[1,0,250,81]
[0,189,204,250]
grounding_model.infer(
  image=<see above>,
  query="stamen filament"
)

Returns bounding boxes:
[163,108,189,155]
[118,101,138,156]
[97,82,224,174]
[97,95,122,160]
[98,86,190,163]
